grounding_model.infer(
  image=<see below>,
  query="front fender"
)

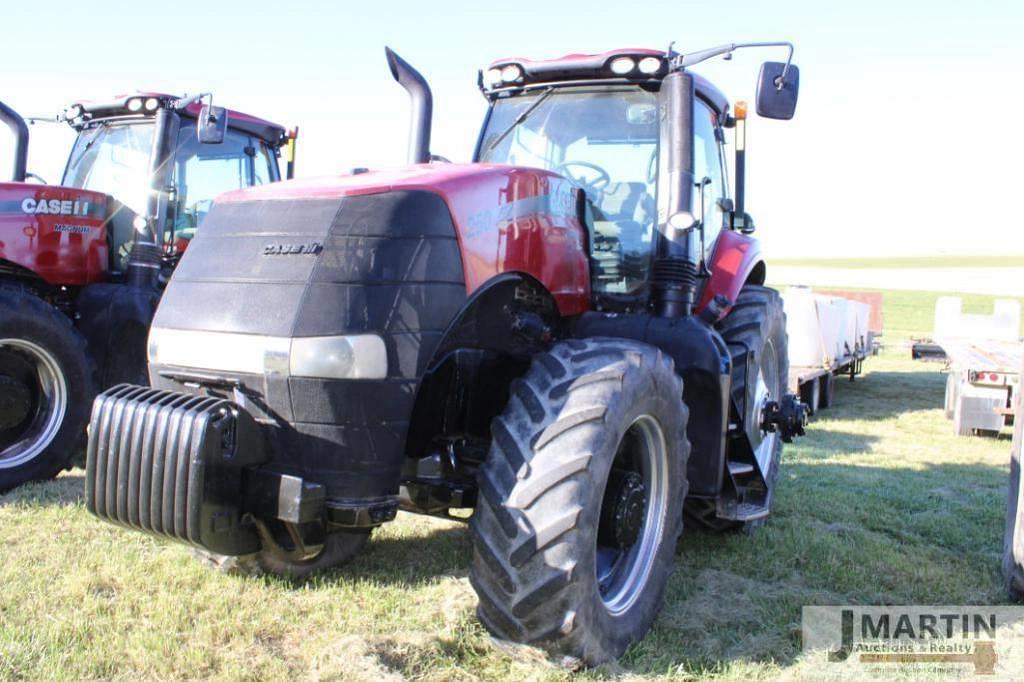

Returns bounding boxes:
[696,230,765,322]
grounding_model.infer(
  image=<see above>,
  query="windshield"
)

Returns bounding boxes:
[478,85,660,295]
[63,121,277,270]
[64,122,153,215]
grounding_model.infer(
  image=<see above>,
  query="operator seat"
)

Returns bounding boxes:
[591,181,655,240]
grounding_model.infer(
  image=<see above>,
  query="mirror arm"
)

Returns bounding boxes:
[672,41,795,88]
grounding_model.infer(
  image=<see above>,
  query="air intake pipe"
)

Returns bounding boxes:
[128,106,180,289]
[0,99,29,182]
[652,69,699,318]
[385,47,433,164]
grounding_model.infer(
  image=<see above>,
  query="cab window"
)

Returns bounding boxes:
[171,128,253,239]
[693,99,728,259]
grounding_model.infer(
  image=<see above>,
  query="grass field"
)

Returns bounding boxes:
[770,255,1024,269]
[0,290,1018,680]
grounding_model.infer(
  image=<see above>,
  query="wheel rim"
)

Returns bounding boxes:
[596,414,669,616]
[0,339,68,469]
[752,339,780,475]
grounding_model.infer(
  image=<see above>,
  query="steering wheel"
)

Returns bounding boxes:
[554,160,611,195]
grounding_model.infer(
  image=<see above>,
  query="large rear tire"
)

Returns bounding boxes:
[469,338,689,665]
[0,286,95,493]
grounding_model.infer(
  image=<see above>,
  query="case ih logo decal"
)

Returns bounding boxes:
[262,242,324,255]
[21,198,92,217]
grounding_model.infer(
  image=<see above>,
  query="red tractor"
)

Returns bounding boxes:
[0,94,293,492]
[84,44,805,664]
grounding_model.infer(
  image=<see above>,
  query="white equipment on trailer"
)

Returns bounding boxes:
[935,297,1022,437]
[782,286,874,414]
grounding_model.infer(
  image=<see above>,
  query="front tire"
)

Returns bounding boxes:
[470,339,689,665]
[0,286,95,493]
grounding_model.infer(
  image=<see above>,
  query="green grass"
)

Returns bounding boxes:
[770,255,1024,269]
[0,293,1018,680]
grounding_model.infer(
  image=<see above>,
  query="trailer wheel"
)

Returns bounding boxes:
[0,286,95,493]
[469,339,689,666]
[712,285,788,532]
[944,373,957,420]
[817,372,835,410]
[799,377,821,415]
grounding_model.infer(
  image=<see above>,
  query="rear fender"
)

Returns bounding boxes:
[0,183,110,285]
[696,230,765,322]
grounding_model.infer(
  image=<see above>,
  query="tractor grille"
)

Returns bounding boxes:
[85,384,266,555]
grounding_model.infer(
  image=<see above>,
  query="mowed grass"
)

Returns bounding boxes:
[770,255,1024,269]
[0,291,1018,680]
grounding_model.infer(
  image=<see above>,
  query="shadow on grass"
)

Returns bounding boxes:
[0,471,85,508]
[622,456,1009,676]
[818,369,947,422]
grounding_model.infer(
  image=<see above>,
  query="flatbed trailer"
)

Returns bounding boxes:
[1004,356,1023,601]
[782,287,874,414]
[935,297,1022,437]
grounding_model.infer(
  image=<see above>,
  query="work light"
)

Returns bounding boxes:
[610,57,636,75]
[637,57,662,74]
[500,64,523,83]
[144,97,160,112]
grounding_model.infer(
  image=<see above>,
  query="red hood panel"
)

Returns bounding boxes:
[219,164,592,315]
[0,183,110,285]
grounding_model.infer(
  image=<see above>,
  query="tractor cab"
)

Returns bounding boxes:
[59,93,290,273]
[475,46,797,312]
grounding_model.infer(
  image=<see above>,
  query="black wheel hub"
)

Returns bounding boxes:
[761,393,808,443]
[0,374,32,431]
[599,469,646,549]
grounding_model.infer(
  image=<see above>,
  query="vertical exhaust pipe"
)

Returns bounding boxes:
[385,47,433,164]
[0,99,29,182]
[128,106,180,289]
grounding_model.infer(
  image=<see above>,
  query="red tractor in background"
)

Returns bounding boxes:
[85,43,805,664]
[0,94,293,492]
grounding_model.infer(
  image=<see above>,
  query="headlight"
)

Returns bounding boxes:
[147,328,388,380]
[610,57,636,75]
[500,64,523,82]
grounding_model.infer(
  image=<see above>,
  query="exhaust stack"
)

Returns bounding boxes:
[0,100,29,182]
[385,47,433,164]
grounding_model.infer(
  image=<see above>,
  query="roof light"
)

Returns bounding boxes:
[637,57,661,74]
[610,57,636,75]
[127,98,143,112]
[500,64,523,83]
[144,97,160,112]
[484,68,503,87]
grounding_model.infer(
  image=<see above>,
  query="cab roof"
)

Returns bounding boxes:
[484,47,730,114]
[66,92,287,145]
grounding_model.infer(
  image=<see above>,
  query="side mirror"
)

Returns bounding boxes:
[197,104,228,144]
[756,62,799,120]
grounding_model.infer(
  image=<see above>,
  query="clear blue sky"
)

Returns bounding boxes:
[1,0,1020,257]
